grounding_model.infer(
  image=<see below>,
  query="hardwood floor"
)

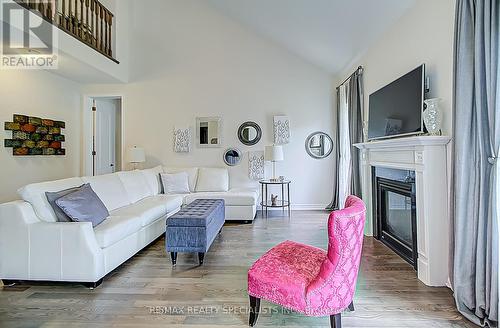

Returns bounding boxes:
[0,211,473,327]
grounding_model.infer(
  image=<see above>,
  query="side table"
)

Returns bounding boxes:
[259,180,291,217]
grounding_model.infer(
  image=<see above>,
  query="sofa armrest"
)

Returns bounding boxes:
[0,201,105,282]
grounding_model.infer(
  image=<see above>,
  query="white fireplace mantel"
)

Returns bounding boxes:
[354,136,451,286]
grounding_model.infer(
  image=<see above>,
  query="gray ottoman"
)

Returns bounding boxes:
[166,199,225,265]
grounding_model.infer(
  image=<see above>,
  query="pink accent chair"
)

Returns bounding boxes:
[247,195,366,328]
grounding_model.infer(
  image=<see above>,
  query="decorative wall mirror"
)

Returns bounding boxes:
[237,121,262,146]
[196,117,222,148]
[223,148,242,166]
[305,131,333,159]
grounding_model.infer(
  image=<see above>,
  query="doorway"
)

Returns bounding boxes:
[85,96,122,176]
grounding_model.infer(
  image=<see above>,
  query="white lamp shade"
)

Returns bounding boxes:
[126,147,145,163]
[265,145,284,161]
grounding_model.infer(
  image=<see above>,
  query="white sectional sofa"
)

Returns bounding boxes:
[0,166,259,286]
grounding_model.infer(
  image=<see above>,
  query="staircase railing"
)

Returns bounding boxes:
[15,0,117,63]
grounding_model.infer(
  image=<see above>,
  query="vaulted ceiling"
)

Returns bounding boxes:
[206,0,416,75]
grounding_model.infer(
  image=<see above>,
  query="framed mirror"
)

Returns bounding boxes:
[196,117,222,148]
[223,148,242,166]
[238,121,262,146]
[305,132,333,159]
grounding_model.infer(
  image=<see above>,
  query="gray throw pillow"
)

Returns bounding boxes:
[55,184,109,227]
[46,184,86,222]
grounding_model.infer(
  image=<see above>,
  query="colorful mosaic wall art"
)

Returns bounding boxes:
[4,114,65,156]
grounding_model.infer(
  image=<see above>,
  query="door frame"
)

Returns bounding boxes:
[82,94,124,176]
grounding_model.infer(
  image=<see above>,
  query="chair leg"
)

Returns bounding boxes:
[348,301,354,312]
[249,295,261,327]
[330,313,341,328]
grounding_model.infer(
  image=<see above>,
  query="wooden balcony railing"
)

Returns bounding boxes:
[15,0,117,63]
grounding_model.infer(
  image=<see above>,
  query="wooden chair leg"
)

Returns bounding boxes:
[330,312,341,328]
[348,301,354,312]
[249,295,261,327]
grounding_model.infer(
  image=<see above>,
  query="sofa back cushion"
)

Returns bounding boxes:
[195,168,229,192]
[82,173,131,211]
[117,170,152,203]
[160,172,190,194]
[164,167,198,192]
[140,166,164,195]
[18,177,85,222]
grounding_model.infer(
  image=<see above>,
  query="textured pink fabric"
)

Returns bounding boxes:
[248,195,366,317]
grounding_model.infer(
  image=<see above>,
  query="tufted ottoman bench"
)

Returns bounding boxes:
[166,199,225,266]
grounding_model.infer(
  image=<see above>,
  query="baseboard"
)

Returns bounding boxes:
[263,204,330,211]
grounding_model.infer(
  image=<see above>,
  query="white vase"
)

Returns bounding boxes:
[423,98,443,135]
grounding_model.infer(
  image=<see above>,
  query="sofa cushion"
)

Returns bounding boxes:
[94,214,143,248]
[160,172,190,194]
[117,170,152,203]
[110,195,182,227]
[184,189,258,206]
[82,173,131,211]
[140,166,164,195]
[18,177,85,222]
[195,168,229,192]
[55,184,109,227]
[164,167,198,192]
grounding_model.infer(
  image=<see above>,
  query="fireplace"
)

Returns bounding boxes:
[373,167,417,269]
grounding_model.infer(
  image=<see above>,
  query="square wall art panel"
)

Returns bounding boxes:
[248,151,264,180]
[273,116,290,145]
[4,114,65,156]
[173,127,191,153]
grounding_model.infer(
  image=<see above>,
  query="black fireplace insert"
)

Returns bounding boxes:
[373,167,417,269]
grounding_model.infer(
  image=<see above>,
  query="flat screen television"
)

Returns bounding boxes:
[368,64,425,140]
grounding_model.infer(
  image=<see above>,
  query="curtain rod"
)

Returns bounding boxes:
[336,65,363,90]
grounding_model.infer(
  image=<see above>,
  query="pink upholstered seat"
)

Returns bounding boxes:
[248,195,366,320]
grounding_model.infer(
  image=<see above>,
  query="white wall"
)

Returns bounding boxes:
[0,71,82,203]
[338,0,455,234]
[83,0,335,209]
[339,0,455,137]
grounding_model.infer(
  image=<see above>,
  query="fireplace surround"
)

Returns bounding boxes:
[354,136,451,286]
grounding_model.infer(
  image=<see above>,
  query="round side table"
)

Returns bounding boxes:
[259,179,291,217]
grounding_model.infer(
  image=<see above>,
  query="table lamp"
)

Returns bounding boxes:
[126,146,145,170]
[265,145,283,181]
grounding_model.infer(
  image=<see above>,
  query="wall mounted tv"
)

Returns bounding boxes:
[368,64,425,140]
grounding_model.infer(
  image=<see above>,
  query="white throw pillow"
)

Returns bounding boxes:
[160,172,190,194]
[195,168,229,192]
[163,167,198,192]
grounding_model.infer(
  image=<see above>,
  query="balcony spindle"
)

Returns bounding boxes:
[79,0,83,38]
[104,11,108,54]
[60,0,65,27]
[99,5,104,51]
[85,0,89,43]
[68,0,73,32]
[90,0,95,46]
[107,12,112,56]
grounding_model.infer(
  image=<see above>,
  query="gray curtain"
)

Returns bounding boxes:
[453,0,499,327]
[327,69,364,210]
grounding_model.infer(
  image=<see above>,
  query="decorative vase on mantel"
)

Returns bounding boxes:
[423,98,443,136]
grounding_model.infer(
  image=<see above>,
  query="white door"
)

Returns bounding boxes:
[94,99,117,175]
